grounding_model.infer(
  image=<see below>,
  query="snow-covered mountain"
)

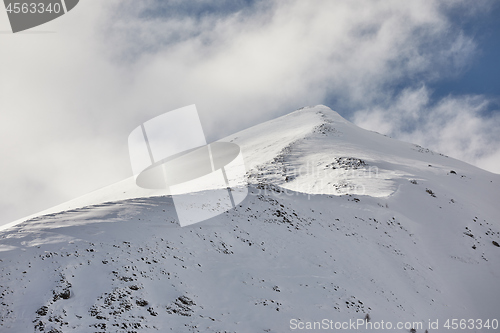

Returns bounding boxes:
[1,106,499,332]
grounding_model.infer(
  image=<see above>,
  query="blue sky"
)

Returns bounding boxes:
[324,2,500,113]
[431,2,500,108]
[1,0,499,225]
[327,3,500,115]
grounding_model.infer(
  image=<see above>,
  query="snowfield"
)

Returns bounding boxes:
[1,106,499,332]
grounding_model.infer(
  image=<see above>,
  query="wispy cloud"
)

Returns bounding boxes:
[98,0,485,128]
[353,86,500,172]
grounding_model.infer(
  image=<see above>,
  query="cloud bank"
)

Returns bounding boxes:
[354,86,500,172]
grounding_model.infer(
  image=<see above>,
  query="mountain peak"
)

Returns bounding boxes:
[4,104,498,230]
[232,104,498,200]
[1,106,499,331]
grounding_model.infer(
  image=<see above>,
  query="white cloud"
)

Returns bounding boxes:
[0,0,496,224]
[353,86,500,173]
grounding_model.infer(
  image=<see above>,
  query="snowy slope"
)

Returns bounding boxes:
[1,106,499,332]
